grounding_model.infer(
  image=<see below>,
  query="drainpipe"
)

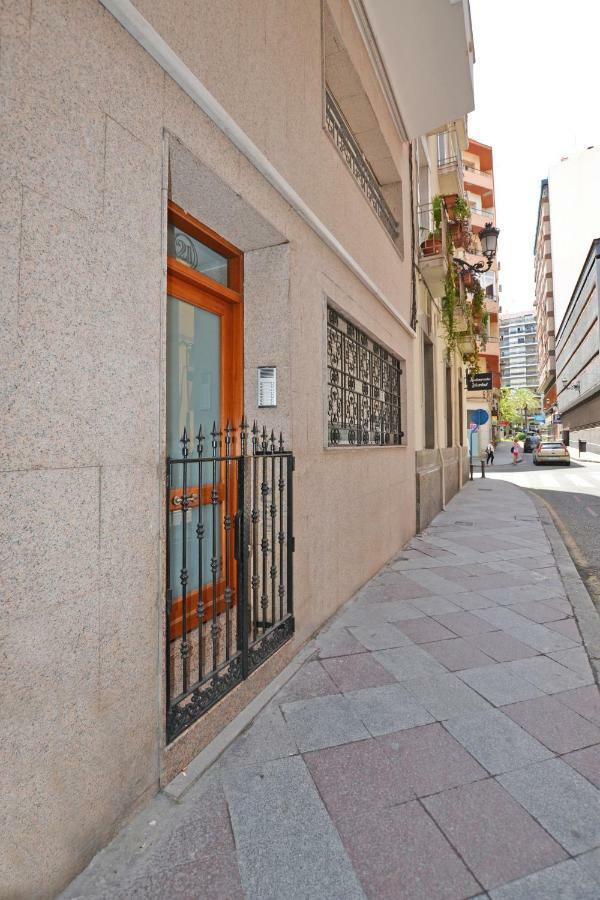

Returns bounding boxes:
[438,447,446,510]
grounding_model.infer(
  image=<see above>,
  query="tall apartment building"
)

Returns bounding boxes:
[534,179,557,424]
[463,138,501,451]
[500,311,539,390]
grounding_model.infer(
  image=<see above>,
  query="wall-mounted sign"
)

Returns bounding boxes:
[466,372,493,391]
[552,413,562,424]
[257,366,277,407]
[470,408,489,426]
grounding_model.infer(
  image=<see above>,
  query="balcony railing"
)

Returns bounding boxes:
[325,89,399,242]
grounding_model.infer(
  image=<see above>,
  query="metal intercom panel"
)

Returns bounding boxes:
[257,366,277,407]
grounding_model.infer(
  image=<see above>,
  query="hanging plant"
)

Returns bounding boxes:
[453,196,471,223]
[471,281,485,318]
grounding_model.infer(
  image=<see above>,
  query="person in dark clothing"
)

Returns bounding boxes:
[486,442,495,465]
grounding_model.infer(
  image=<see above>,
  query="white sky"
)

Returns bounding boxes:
[468,0,600,314]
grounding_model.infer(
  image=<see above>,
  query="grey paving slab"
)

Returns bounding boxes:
[321,652,396,692]
[222,756,365,900]
[489,858,600,899]
[421,637,496,671]
[345,683,434,736]
[458,664,545,707]
[274,659,340,704]
[503,695,600,754]
[466,631,539,663]
[314,626,367,659]
[557,685,600,725]
[395,616,456,643]
[409,595,463,616]
[448,591,496,611]
[549,647,594,684]
[423,778,567,891]
[347,622,413,651]
[505,657,588,695]
[473,607,534,631]
[400,569,473,595]
[281,693,370,752]
[498,757,600,854]
[403,673,492,721]
[218,705,298,770]
[433,610,499,637]
[443,708,553,774]
[336,801,481,900]
[506,600,569,624]
[303,736,413,818]
[576,846,600,886]
[371,572,435,602]
[563,744,600,788]
[373,644,448,682]
[546,618,583,642]
[506,622,578,654]
[379,722,487,798]
[480,584,567,605]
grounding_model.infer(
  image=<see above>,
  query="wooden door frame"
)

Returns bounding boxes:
[167,201,244,639]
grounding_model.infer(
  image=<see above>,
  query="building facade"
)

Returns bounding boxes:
[534,179,558,431]
[500,310,539,391]
[0,0,476,895]
[555,240,600,453]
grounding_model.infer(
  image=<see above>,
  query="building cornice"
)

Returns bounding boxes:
[100,0,416,339]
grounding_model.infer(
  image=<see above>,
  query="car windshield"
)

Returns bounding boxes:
[540,443,564,449]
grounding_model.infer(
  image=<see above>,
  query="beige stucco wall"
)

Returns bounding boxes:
[0,1,416,896]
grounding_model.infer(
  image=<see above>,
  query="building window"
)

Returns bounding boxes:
[327,306,403,446]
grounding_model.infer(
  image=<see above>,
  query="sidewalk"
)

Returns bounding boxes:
[64,479,600,900]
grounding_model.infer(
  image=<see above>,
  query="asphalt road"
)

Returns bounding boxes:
[485,441,600,609]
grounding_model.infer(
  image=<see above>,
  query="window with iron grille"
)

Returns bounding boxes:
[327,306,404,446]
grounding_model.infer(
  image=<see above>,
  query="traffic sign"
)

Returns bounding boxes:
[471,409,489,426]
[469,422,478,432]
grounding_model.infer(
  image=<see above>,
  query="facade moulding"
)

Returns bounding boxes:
[99,0,416,339]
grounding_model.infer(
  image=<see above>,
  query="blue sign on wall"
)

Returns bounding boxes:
[471,408,489,426]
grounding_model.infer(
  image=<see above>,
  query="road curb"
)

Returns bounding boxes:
[528,490,600,682]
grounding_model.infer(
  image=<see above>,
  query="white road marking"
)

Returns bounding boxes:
[586,507,598,517]
[568,474,589,487]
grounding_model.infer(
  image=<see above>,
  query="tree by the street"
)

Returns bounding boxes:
[499,387,539,427]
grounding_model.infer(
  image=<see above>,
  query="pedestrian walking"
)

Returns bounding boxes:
[486,442,495,465]
[511,437,520,464]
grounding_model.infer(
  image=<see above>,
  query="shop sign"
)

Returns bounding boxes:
[466,372,493,391]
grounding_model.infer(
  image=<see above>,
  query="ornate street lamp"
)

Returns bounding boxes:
[454,222,500,274]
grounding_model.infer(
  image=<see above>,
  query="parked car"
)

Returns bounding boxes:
[533,442,571,466]
[524,434,541,453]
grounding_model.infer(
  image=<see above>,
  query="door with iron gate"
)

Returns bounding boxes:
[165,204,294,743]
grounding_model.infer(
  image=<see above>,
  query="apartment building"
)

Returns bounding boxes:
[500,310,540,390]
[0,1,476,895]
[463,138,501,453]
[555,239,600,452]
[534,179,557,429]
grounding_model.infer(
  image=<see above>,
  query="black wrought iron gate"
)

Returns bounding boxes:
[166,420,295,743]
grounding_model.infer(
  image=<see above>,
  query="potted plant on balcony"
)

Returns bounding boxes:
[421,194,443,256]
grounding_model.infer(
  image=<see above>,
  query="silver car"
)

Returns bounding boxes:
[533,442,571,466]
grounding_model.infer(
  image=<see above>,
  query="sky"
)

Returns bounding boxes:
[468,0,600,314]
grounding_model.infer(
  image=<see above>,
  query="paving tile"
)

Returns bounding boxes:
[480,584,567,605]
[395,617,456,643]
[281,693,370,752]
[303,736,413,818]
[218,705,298,770]
[370,572,434,601]
[506,622,578,654]
[347,622,413,651]
[314,626,367,659]
[489,858,600,899]
[423,779,567,890]
[506,600,567,624]
[434,611,499,637]
[421,637,496,672]
[373,644,448,681]
[403,673,492,721]
[345,684,434,736]
[379,722,487,797]
[458,664,545,706]
[410,596,463,616]
[564,744,600,789]
[547,648,593,681]
[546,618,583,642]
[473,607,534,630]
[336,801,481,900]
[401,569,473,595]
[448,591,496,611]
[443,708,552,774]
[275,659,340,704]
[504,695,600,754]
[557,685,600,725]
[498,757,600,854]
[466,631,539,663]
[505,657,588,695]
[321,652,396,692]
[222,756,364,899]
[576,846,600,886]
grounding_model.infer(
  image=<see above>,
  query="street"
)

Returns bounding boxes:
[486,443,600,610]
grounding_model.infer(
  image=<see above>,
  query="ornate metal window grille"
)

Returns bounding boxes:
[325,89,399,242]
[327,307,404,446]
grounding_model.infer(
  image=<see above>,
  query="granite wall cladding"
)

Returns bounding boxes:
[0,1,416,895]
